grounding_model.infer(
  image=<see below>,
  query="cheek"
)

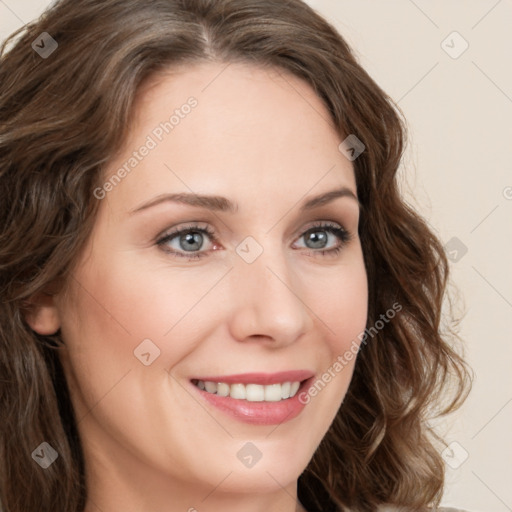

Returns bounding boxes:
[62,251,216,345]
[56,249,232,419]
[306,253,369,357]
[298,252,368,412]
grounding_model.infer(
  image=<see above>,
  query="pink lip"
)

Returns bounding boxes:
[189,371,315,426]
[191,370,314,385]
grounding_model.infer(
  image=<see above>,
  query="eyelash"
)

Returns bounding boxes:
[156,221,353,260]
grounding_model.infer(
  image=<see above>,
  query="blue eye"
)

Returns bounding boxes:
[156,222,352,260]
[156,223,216,260]
[296,223,352,257]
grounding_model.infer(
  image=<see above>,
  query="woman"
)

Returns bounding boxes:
[0,1,472,511]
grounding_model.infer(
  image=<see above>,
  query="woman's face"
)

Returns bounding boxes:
[41,62,368,509]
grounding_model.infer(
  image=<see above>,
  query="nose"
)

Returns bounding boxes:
[227,241,314,348]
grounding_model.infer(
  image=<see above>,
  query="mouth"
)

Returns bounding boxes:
[188,370,315,425]
[191,379,302,402]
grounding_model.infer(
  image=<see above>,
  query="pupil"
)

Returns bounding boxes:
[308,231,327,249]
[182,232,202,251]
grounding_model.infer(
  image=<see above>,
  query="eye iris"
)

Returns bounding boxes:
[306,230,327,249]
[181,232,203,251]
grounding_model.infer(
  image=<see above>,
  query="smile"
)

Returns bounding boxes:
[192,379,301,402]
[188,370,315,425]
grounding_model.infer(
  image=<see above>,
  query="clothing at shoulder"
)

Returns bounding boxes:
[377,506,471,512]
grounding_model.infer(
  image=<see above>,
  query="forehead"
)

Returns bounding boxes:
[103,61,356,215]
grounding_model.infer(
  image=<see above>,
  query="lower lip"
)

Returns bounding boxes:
[191,378,314,426]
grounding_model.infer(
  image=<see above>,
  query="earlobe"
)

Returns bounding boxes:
[23,292,61,335]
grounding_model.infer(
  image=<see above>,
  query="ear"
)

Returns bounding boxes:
[23,291,61,335]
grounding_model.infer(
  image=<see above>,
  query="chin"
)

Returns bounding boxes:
[212,467,303,494]
[235,449,312,490]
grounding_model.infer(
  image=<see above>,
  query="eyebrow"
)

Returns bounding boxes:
[128,186,359,215]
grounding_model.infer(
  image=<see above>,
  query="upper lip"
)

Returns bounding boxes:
[191,370,314,385]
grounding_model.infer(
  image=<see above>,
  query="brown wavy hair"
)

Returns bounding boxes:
[0,1,472,511]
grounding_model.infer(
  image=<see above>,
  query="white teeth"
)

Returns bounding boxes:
[230,383,246,399]
[264,383,283,402]
[246,384,265,402]
[195,380,302,402]
[217,382,230,397]
[281,381,291,399]
[204,381,217,394]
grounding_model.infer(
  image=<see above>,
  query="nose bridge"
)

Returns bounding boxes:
[227,234,312,345]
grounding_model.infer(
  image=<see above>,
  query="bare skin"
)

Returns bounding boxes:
[26,61,368,512]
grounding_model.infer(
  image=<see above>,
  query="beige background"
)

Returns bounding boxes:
[1,1,511,511]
